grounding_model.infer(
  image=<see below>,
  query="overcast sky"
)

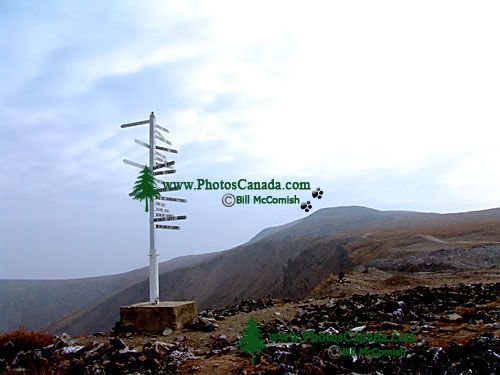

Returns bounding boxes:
[1,1,499,279]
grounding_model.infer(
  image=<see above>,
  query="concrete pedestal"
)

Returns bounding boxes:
[119,301,197,333]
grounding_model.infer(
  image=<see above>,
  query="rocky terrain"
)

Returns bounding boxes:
[3,206,499,336]
[1,206,499,373]
[1,274,498,374]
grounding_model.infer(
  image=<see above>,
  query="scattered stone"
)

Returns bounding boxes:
[198,297,275,320]
[0,342,17,361]
[84,343,106,359]
[351,325,366,332]
[257,283,500,374]
[162,327,173,336]
[186,317,220,332]
[152,341,176,356]
[108,337,126,350]
[54,333,73,349]
[0,283,497,374]
[118,347,137,355]
[445,313,463,321]
[61,346,85,355]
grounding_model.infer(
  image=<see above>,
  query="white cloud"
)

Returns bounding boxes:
[161,1,500,196]
[2,1,500,277]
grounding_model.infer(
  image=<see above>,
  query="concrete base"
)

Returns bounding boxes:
[119,301,197,333]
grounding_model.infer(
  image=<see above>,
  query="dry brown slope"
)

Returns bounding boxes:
[46,206,500,335]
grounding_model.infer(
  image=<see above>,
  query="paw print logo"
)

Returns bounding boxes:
[300,201,312,213]
[312,187,324,199]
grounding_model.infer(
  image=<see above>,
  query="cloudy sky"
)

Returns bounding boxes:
[1,1,499,278]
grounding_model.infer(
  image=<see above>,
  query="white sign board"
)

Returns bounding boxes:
[155,124,169,133]
[123,159,146,169]
[158,186,180,192]
[134,139,150,149]
[156,224,180,230]
[156,146,178,154]
[120,119,149,128]
[153,170,176,176]
[159,196,187,203]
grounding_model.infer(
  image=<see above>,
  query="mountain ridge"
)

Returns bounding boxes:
[2,205,499,335]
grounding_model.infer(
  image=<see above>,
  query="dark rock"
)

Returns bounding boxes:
[108,337,127,350]
[85,342,106,359]
[0,341,17,360]
[145,341,177,359]
[54,333,73,349]
[186,317,219,332]
[12,351,26,367]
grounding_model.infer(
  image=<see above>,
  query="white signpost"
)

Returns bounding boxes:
[120,112,187,304]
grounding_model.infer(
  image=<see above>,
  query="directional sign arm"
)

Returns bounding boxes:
[135,139,150,149]
[155,151,166,158]
[153,161,175,170]
[153,169,176,176]
[153,215,187,222]
[156,145,177,153]
[155,134,172,146]
[153,177,167,185]
[155,156,167,163]
[123,159,146,169]
[155,124,169,133]
[158,186,181,192]
[120,119,149,128]
[156,224,180,230]
[159,196,187,203]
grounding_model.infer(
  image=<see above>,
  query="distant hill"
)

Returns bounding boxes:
[0,253,218,333]
[2,206,499,335]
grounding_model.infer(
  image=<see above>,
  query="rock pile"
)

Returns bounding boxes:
[0,335,197,374]
[285,282,499,330]
[261,333,499,374]
[367,246,500,272]
[200,297,276,319]
[186,297,277,332]
[258,282,500,374]
[1,284,497,374]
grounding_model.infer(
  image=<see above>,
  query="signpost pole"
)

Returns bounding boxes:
[149,112,159,303]
[121,112,187,305]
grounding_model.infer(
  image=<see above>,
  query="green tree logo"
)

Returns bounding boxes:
[130,166,160,212]
[238,317,266,365]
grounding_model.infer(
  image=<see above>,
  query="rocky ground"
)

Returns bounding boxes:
[1,270,499,374]
[366,245,500,272]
